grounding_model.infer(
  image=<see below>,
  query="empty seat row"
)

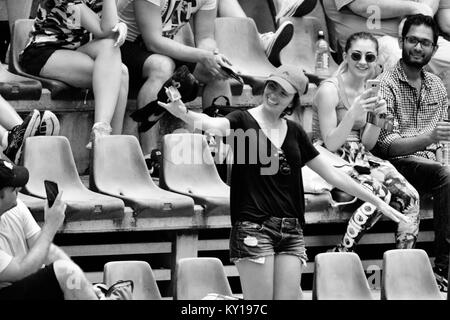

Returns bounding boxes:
[19,134,230,221]
[313,249,445,300]
[103,258,236,300]
[102,249,447,300]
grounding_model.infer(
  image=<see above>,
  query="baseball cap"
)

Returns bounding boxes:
[266,65,309,95]
[0,159,29,189]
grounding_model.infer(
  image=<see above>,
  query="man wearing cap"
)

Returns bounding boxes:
[0,160,124,300]
[158,65,409,299]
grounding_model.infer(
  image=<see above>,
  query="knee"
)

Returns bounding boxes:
[96,38,120,54]
[142,55,175,81]
[121,64,129,85]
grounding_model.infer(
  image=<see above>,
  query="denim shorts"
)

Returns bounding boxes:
[229,216,308,265]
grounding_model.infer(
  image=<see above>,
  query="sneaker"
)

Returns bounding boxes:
[37,110,60,136]
[259,20,294,67]
[433,267,448,293]
[3,109,40,164]
[86,122,112,149]
[275,0,318,23]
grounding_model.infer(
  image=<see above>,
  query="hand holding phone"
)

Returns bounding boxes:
[365,79,380,98]
[44,180,59,208]
[220,64,244,84]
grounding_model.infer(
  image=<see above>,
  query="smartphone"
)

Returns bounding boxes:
[44,180,59,208]
[220,64,244,84]
[164,86,181,102]
[366,79,380,98]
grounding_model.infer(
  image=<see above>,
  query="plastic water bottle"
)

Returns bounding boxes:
[315,30,330,77]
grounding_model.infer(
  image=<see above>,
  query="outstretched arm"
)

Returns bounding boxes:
[347,0,437,18]
[158,99,230,136]
[306,153,409,223]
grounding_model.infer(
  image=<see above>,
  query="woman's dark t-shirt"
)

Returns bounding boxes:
[225,110,319,227]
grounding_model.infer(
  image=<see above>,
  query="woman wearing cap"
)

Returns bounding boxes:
[158,65,409,300]
[313,32,419,253]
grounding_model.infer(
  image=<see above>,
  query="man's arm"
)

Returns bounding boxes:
[346,0,437,18]
[0,194,66,282]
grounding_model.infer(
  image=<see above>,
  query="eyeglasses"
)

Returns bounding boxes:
[350,51,377,63]
[277,150,291,175]
[404,36,435,48]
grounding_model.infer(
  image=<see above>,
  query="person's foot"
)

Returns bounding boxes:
[86,122,112,150]
[259,20,294,67]
[275,0,318,23]
[3,109,40,164]
[433,266,448,293]
[37,110,60,136]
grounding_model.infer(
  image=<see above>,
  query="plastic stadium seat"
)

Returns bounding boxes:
[18,192,45,221]
[103,261,162,300]
[175,257,233,300]
[0,63,41,100]
[22,136,125,221]
[91,135,195,218]
[279,16,338,79]
[160,133,230,216]
[382,249,443,300]
[214,17,276,95]
[9,19,92,100]
[313,252,373,300]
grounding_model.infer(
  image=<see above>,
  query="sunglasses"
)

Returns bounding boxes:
[403,36,435,49]
[350,51,377,63]
[277,150,291,176]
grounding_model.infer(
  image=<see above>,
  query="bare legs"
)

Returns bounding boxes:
[40,38,128,136]
[235,255,303,300]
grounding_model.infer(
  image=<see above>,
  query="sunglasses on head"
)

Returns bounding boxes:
[350,51,377,63]
[277,150,291,176]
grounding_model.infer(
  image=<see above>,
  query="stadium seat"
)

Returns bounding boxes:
[18,192,45,221]
[381,249,443,300]
[22,136,125,221]
[279,16,338,80]
[214,17,276,95]
[9,19,92,100]
[160,133,230,216]
[175,257,233,300]
[313,252,373,300]
[91,135,195,218]
[0,63,41,100]
[103,260,162,300]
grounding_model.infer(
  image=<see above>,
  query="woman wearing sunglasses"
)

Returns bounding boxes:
[158,64,409,300]
[313,32,420,253]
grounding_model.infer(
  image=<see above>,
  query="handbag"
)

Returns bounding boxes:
[93,280,134,300]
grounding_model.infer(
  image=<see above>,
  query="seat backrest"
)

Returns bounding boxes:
[160,133,227,193]
[382,249,443,300]
[9,19,34,75]
[313,252,373,300]
[23,136,85,197]
[214,17,275,78]
[92,135,157,195]
[175,257,232,300]
[104,261,162,300]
